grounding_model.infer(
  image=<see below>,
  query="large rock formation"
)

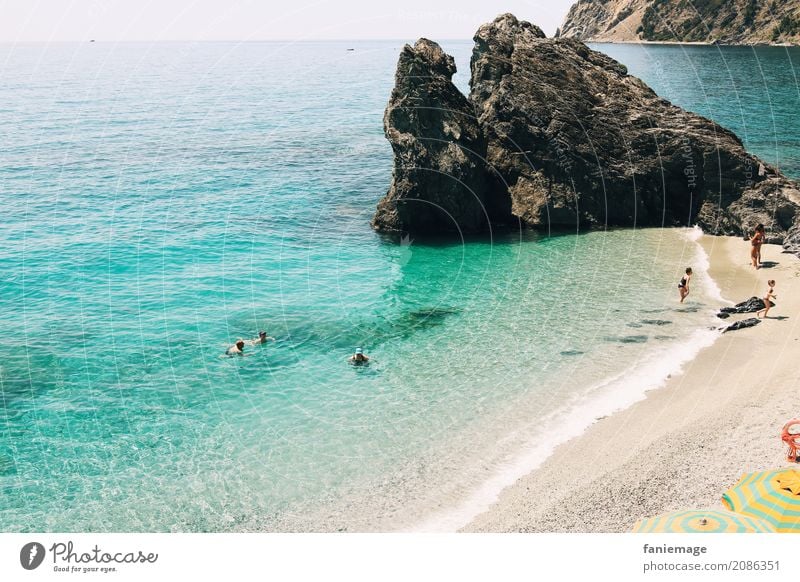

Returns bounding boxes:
[558,0,800,45]
[373,14,800,246]
[372,39,491,234]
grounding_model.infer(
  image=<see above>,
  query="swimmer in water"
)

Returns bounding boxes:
[226,339,245,356]
[349,347,369,365]
[247,331,275,345]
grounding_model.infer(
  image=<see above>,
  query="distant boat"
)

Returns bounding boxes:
[347,48,354,51]
[90,40,95,43]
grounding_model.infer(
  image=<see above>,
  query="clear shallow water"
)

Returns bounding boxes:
[0,41,797,532]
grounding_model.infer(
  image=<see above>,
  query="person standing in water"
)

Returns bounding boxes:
[678,267,692,303]
[757,280,777,318]
[750,224,766,269]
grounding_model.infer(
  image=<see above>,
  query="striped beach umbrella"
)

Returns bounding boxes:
[722,468,800,533]
[633,509,775,533]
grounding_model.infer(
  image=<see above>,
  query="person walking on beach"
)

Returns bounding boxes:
[678,267,692,303]
[757,280,777,318]
[750,224,766,269]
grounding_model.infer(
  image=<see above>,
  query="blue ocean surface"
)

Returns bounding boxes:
[0,41,798,531]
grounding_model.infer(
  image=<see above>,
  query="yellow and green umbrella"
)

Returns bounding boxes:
[633,509,775,533]
[722,468,800,533]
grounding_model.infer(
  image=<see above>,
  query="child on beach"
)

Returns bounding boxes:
[757,280,776,318]
[678,267,692,303]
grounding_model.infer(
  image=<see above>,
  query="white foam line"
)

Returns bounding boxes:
[683,226,728,305]
[410,327,719,533]
[409,230,724,533]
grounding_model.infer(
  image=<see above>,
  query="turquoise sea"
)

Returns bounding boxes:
[1,41,798,532]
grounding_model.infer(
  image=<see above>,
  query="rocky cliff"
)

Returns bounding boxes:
[372,14,800,247]
[558,0,800,44]
[372,39,492,234]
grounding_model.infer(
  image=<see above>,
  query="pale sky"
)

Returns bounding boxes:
[1,0,577,42]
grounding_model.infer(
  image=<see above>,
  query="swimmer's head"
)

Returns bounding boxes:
[236,340,245,349]
[259,331,267,339]
[355,347,363,355]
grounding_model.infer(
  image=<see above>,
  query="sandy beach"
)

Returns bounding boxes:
[465,235,800,532]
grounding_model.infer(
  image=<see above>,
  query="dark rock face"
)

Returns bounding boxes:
[469,15,799,232]
[373,14,800,245]
[723,317,761,333]
[371,39,491,234]
[717,296,773,319]
[698,177,800,243]
[783,222,800,255]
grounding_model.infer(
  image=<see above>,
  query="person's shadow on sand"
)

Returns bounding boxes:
[759,261,779,268]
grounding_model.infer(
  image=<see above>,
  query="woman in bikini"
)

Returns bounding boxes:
[751,224,765,269]
[678,267,692,303]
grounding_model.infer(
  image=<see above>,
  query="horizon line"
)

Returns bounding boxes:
[0,37,484,44]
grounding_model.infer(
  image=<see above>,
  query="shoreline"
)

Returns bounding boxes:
[410,228,722,532]
[586,39,795,47]
[463,235,800,533]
